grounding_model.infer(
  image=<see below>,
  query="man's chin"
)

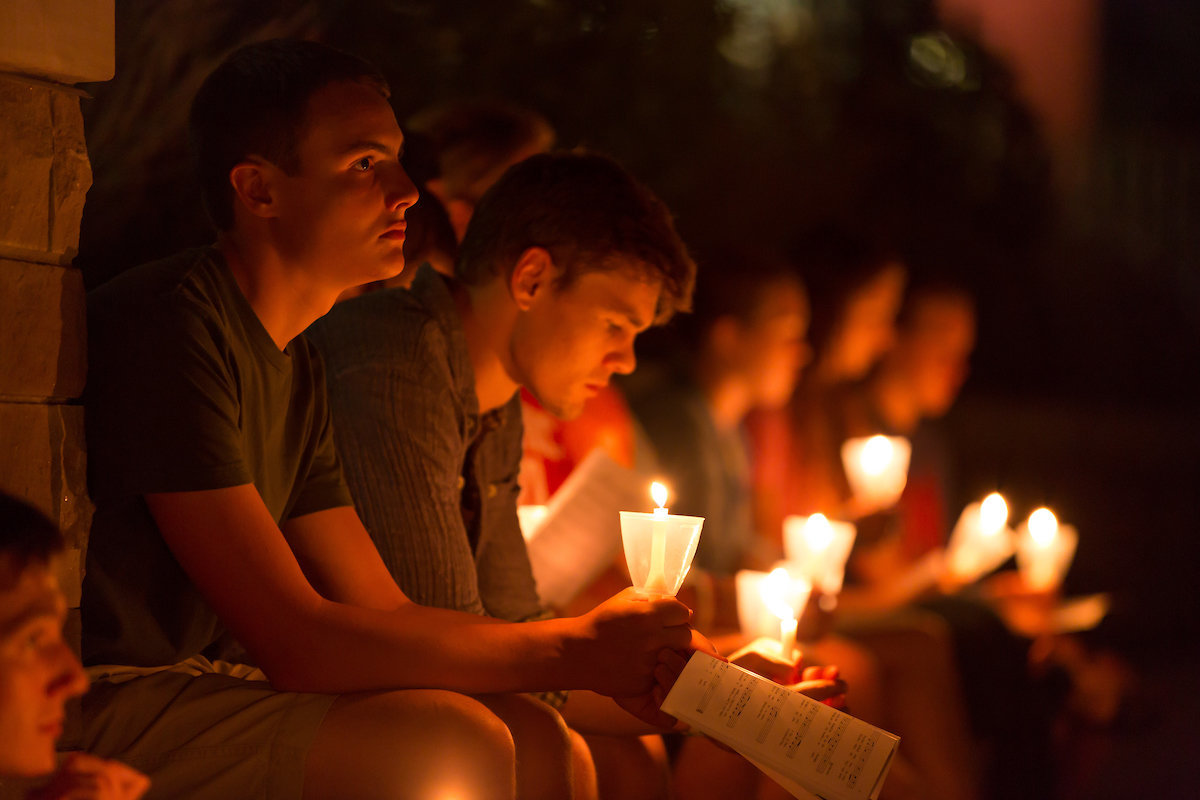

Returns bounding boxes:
[534,395,585,421]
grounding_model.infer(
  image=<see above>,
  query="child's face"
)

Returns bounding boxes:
[0,557,87,776]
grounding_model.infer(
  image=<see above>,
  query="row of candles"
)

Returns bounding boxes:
[614,434,1080,658]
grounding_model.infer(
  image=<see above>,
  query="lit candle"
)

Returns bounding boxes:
[782,513,857,596]
[841,434,912,513]
[759,567,808,658]
[1015,506,1078,592]
[646,482,670,593]
[980,492,1009,536]
[946,492,1013,583]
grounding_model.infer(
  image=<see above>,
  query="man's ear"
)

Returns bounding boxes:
[509,247,555,311]
[228,158,281,220]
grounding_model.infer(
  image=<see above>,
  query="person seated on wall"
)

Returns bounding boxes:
[0,492,148,800]
[309,153,846,800]
[81,40,706,800]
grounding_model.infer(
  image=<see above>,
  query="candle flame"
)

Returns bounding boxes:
[979,492,1008,536]
[759,567,810,623]
[860,434,894,476]
[804,513,835,552]
[650,481,669,509]
[1028,507,1058,546]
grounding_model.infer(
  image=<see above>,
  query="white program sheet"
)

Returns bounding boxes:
[661,652,900,800]
[523,450,648,607]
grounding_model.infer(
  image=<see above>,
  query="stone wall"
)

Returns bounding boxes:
[0,0,114,754]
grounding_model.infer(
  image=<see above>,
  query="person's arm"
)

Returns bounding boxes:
[146,487,692,696]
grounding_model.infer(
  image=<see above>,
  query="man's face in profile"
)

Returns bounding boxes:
[268,79,418,292]
[0,556,87,776]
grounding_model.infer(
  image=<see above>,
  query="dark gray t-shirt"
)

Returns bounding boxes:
[82,247,352,667]
[308,266,542,624]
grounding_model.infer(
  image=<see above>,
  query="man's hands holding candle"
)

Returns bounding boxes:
[569,587,694,696]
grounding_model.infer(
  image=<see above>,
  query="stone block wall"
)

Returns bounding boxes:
[0,0,114,759]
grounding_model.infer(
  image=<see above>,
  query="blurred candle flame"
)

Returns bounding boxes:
[860,434,894,477]
[804,513,835,552]
[760,567,798,622]
[979,492,1009,536]
[1028,507,1058,547]
[651,481,669,509]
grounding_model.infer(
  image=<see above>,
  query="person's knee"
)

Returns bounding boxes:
[305,689,515,800]
[478,694,577,800]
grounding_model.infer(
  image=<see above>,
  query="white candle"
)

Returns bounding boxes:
[946,492,1013,583]
[647,482,670,593]
[779,617,798,658]
[841,434,912,512]
[782,513,857,596]
[759,567,809,658]
[1015,506,1078,593]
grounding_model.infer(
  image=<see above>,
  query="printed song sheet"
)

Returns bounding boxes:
[661,653,899,800]
[522,450,648,607]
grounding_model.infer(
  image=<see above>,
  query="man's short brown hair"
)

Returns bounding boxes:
[0,492,63,590]
[456,151,695,322]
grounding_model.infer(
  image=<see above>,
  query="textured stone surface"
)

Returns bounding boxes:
[0,80,92,263]
[0,80,53,255]
[50,92,92,261]
[0,0,115,84]
[0,403,92,555]
[0,259,86,399]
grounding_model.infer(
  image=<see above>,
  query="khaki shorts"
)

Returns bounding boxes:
[81,658,336,800]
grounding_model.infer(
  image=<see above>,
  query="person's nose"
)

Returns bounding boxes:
[385,162,419,213]
[609,340,637,376]
[48,642,89,701]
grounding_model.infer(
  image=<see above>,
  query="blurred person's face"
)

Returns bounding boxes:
[895,295,976,417]
[510,253,659,419]
[825,263,906,381]
[734,278,811,409]
[264,80,418,292]
[0,556,87,776]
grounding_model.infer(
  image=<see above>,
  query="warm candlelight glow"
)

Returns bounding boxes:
[651,481,669,510]
[1015,506,1076,593]
[979,492,1009,536]
[803,513,835,552]
[1028,507,1058,546]
[757,567,811,657]
[760,567,797,622]
[841,435,911,513]
[860,434,894,476]
[783,514,857,596]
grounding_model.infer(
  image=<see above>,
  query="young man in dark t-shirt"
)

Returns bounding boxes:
[81,40,700,800]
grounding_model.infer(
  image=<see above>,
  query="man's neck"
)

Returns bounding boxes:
[454,281,520,413]
[217,233,340,351]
